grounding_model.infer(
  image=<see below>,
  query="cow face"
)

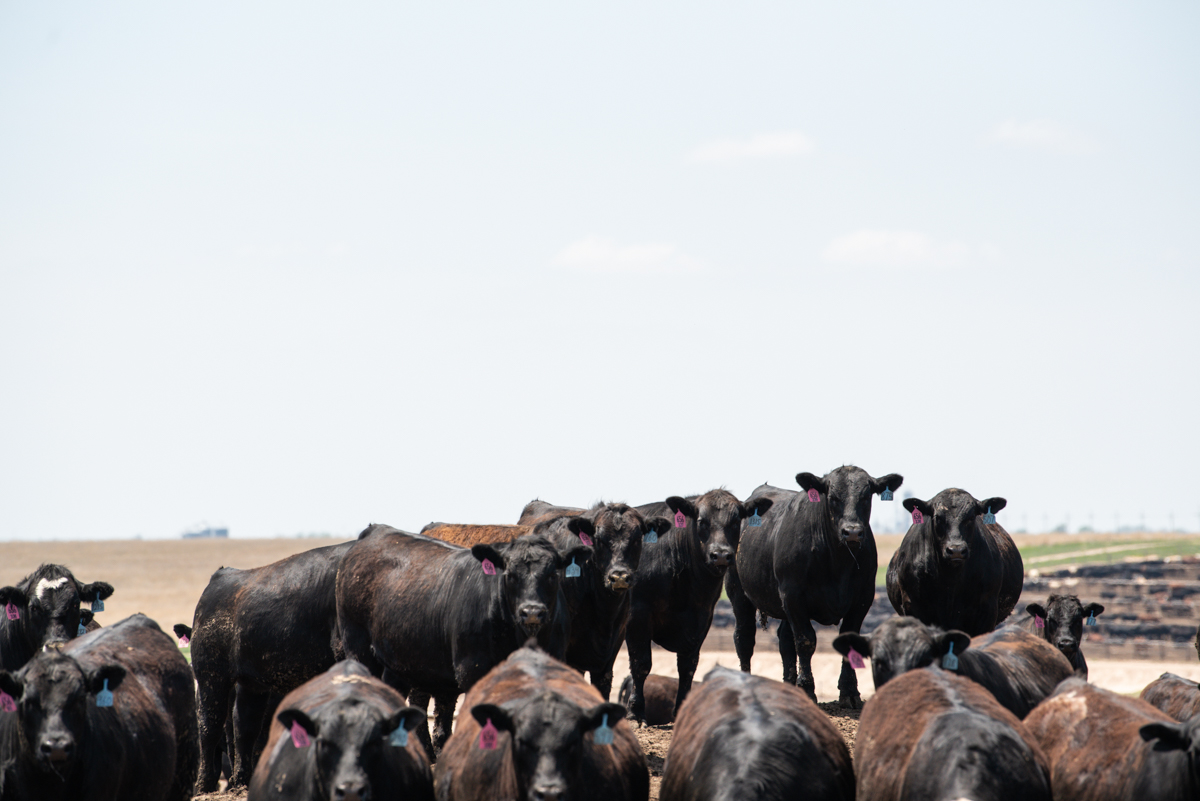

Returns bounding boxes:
[585,506,668,594]
[1025,596,1103,660]
[903,489,1006,568]
[276,702,426,801]
[0,567,114,655]
[0,653,126,771]
[796,467,902,551]
[667,492,772,574]
[472,694,625,801]
[833,617,970,689]
[472,537,591,639]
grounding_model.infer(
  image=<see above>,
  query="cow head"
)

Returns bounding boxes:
[1025,595,1103,661]
[471,536,591,639]
[276,700,426,801]
[833,617,970,689]
[796,466,902,551]
[0,565,114,655]
[1140,714,1200,783]
[667,491,771,574]
[582,505,670,594]
[903,489,1006,568]
[471,693,625,801]
[0,652,126,771]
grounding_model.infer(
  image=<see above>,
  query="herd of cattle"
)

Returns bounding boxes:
[1,465,1199,800]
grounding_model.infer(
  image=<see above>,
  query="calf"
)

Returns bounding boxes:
[434,645,647,801]
[833,616,1073,719]
[0,614,197,801]
[1026,678,1200,799]
[337,526,589,755]
[661,666,854,801]
[1141,673,1200,722]
[887,487,1022,635]
[624,490,770,722]
[0,564,114,671]
[617,674,681,726]
[726,466,900,707]
[248,660,433,801]
[188,539,355,791]
[1022,594,1104,678]
[855,666,1052,801]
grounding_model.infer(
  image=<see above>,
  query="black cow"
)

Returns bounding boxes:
[1022,594,1104,678]
[834,616,1074,719]
[726,466,901,707]
[187,539,355,791]
[1141,673,1200,722]
[248,660,434,801]
[623,490,770,723]
[616,674,684,726]
[887,488,1021,635]
[337,525,589,756]
[0,564,114,672]
[0,614,198,801]
[661,666,854,801]
[1026,678,1200,799]
[855,666,1052,801]
[434,645,647,801]
[515,500,671,699]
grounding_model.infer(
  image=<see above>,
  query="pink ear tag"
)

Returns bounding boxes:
[478,718,499,750]
[673,511,686,528]
[5,603,19,621]
[178,635,190,647]
[911,509,924,525]
[0,690,16,712]
[290,720,311,748]
[481,559,497,576]
[578,531,593,547]
[1034,614,1044,629]
[807,489,820,503]
[847,648,865,670]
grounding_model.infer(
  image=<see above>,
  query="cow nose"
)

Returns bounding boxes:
[334,783,369,801]
[518,604,548,628]
[43,640,68,652]
[532,785,565,801]
[607,570,632,591]
[842,524,864,543]
[709,550,731,568]
[40,738,73,763]
[944,545,967,560]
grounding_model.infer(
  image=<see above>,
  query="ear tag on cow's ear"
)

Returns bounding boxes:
[289,719,310,748]
[578,530,593,547]
[1086,611,1097,626]
[478,718,499,750]
[91,593,104,613]
[0,690,16,712]
[593,713,615,746]
[565,558,581,578]
[178,634,190,647]
[5,602,19,621]
[1034,614,1044,629]
[880,487,893,501]
[645,528,658,544]
[807,489,820,503]
[942,643,959,671]
[78,623,87,636]
[748,509,762,528]
[911,509,924,525]
[847,648,865,670]
[673,511,686,528]
[96,679,114,708]
[389,725,409,747]
[982,507,996,525]
[481,559,497,576]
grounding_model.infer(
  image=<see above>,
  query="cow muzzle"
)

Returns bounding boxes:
[39,738,74,764]
[841,524,864,550]
[518,604,549,632]
[42,639,68,652]
[334,779,370,801]
[531,782,567,801]
[606,570,632,592]
[943,545,968,564]
[708,550,732,569]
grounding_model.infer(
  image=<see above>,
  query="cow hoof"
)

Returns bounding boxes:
[838,693,863,710]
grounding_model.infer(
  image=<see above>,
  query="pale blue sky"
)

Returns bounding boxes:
[2,2,1198,540]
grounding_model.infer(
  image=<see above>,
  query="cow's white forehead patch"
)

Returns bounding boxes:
[35,577,70,598]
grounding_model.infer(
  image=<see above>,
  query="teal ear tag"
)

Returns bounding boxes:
[390,725,409,747]
[645,528,658,544]
[96,679,113,708]
[942,643,959,671]
[593,713,614,746]
[982,507,996,525]
[880,487,893,501]
[748,509,762,528]
[92,593,104,613]
[1086,611,1097,626]
[565,558,581,578]
[78,623,87,636]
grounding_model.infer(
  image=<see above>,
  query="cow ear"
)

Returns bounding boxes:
[977,497,1007,515]
[471,544,506,572]
[559,544,593,570]
[79,609,95,628]
[666,497,697,521]
[831,633,871,659]
[580,702,626,734]
[0,586,27,609]
[1025,603,1047,619]
[0,671,22,701]
[172,623,192,641]
[740,498,773,519]
[1139,722,1190,751]
[646,517,672,537]
[277,708,320,738]
[471,703,514,733]
[795,473,828,494]
[936,631,971,656]
[384,705,427,735]
[77,581,115,601]
[1083,602,1105,618]
[566,518,595,540]
[89,665,126,694]
[872,474,904,495]
[903,497,933,517]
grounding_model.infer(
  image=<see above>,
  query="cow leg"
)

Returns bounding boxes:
[195,675,233,793]
[776,617,798,685]
[405,689,436,757]
[726,567,758,673]
[673,647,701,716]
[431,692,458,757]
[790,616,819,702]
[231,687,270,787]
[590,668,614,701]
[624,624,653,723]
[837,593,872,709]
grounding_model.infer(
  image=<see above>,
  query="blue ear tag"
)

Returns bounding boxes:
[565,558,581,578]
[880,487,893,501]
[91,593,104,613]
[593,713,614,746]
[645,528,658,544]
[748,509,762,528]
[982,507,996,525]
[1086,611,1097,626]
[390,725,409,747]
[96,679,113,708]
[78,623,87,636]
[942,643,959,671]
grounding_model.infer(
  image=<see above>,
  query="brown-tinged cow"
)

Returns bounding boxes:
[1022,594,1104,678]
[1141,672,1200,722]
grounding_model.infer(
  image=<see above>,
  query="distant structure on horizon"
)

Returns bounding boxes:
[182,526,229,539]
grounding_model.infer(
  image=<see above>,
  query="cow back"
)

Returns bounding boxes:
[958,626,1075,719]
[1141,673,1200,722]
[422,524,531,547]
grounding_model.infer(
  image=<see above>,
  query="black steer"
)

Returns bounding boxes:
[726,466,901,707]
[1022,594,1104,678]
[0,564,114,672]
